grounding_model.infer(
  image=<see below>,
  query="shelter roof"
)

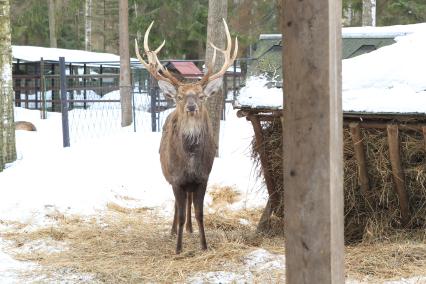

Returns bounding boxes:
[166,61,203,78]
[12,45,140,67]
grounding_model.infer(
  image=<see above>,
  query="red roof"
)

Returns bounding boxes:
[169,61,203,77]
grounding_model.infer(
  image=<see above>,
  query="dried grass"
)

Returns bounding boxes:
[346,233,426,281]
[1,205,283,283]
[209,184,241,206]
[1,204,425,282]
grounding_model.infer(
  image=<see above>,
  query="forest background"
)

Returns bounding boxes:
[11,0,426,60]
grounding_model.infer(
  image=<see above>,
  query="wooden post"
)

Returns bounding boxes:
[247,114,278,232]
[282,0,344,283]
[386,124,410,226]
[349,123,370,194]
[422,126,426,151]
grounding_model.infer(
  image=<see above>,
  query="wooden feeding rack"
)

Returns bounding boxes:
[236,106,426,231]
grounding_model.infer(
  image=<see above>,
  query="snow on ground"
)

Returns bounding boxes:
[0,102,267,282]
[188,249,285,283]
[237,23,426,114]
[2,23,426,283]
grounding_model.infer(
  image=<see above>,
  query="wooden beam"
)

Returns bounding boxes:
[344,121,426,131]
[282,0,344,282]
[349,123,370,195]
[386,124,410,226]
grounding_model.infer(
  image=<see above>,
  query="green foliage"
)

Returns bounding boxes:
[11,0,49,46]
[9,0,426,58]
[379,0,426,25]
[129,0,208,59]
[343,0,426,26]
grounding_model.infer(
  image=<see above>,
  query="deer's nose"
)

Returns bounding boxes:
[187,104,196,112]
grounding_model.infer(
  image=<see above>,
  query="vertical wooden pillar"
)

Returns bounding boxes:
[349,123,370,194]
[387,124,410,226]
[282,0,344,283]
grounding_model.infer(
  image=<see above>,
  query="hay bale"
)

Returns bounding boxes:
[251,120,426,242]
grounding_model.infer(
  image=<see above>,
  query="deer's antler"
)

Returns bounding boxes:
[135,21,181,86]
[200,19,238,86]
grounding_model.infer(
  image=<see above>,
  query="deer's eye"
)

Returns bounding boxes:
[177,95,183,101]
[199,94,206,100]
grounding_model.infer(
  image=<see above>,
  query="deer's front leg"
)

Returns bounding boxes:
[173,187,187,254]
[193,183,207,251]
[186,192,193,233]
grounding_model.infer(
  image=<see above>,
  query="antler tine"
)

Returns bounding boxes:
[143,21,154,52]
[199,46,217,86]
[135,39,149,68]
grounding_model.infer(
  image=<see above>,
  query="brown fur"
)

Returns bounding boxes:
[15,121,37,131]
[160,84,216,254]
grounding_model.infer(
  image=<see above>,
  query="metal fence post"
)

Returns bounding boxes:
[40,57,47,119]
[59,57,70,147]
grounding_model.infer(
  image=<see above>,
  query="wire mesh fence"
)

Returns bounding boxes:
[13,57,248,147]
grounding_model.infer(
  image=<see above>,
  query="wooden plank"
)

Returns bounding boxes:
[349,123,370,195]
[387,124,410,226]
[282,0,344,282]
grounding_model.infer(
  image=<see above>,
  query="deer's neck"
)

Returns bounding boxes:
[180,115,204,145]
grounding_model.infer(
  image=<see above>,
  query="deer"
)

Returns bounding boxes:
[135,19,238,254]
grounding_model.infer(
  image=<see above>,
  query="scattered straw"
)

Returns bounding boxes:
[1,205,425,282]
[1,207,282,283]
[209,185,241,206]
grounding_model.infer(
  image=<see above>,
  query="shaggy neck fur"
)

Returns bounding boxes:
[179,114,205,146]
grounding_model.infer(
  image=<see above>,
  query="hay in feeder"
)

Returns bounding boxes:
[251,119,426,242]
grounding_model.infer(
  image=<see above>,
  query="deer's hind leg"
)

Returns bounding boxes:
[171,201,177,235]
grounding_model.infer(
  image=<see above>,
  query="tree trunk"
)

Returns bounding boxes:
[0,0,17,171]
[48,0,57,47]
[362,0,376,26]
[205,0,227,156]
[119,0,132,127]
[85,0,92,51]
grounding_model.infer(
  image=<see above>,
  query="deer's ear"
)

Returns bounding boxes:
[203,77,223,97]
[158,80,177,98]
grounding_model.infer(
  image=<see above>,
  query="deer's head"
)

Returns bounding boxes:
[135,19,238,118]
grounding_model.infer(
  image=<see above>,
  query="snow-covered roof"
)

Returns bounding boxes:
[237,23,426,115]
[259,23,426,40]
[12,45,141,66]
